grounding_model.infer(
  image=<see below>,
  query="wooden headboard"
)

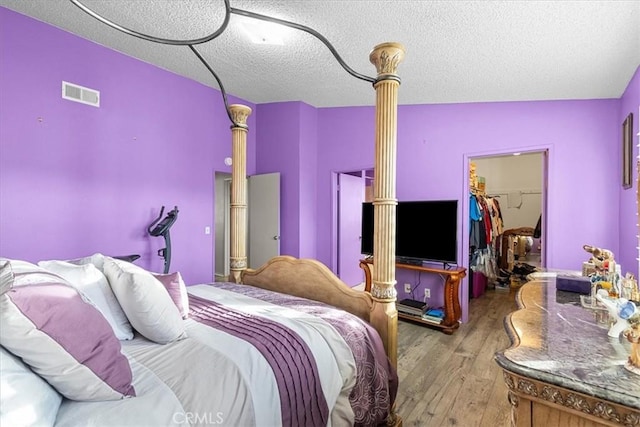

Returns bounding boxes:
[242,256,374,323]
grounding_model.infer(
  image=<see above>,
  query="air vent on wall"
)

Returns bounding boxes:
[62,81,100,107]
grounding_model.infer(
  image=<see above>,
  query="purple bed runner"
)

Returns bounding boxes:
[189,294,329,427]
[199,283,398,427]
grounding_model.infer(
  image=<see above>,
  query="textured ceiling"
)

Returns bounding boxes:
[1,0,639,107]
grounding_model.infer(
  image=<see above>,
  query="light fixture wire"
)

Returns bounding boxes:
[69,0,377,127]
[69,0,232,45]
[229,7,375,85]
[188,44,238,127]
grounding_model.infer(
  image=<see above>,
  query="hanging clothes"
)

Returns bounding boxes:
[469,194,483,250]
[469,192,500,285]
[477,196,493,244]
[470,195,485,249]
[487,197,504,238]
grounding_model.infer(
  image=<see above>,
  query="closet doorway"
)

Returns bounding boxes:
[468,150,547,293]
[333,169,373,287]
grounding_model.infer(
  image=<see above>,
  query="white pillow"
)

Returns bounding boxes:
[103,258,186,344]
[1,346,62,427]
[67,252,106,272]
[38,260,133,341]
[0,259,12,293]
[1,258,65,287]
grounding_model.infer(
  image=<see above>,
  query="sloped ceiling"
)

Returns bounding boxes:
[1,0,639,107]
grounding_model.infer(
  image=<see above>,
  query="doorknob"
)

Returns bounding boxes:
[273,236,280,240]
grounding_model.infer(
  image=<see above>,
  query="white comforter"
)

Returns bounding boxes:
[54,284,357,427]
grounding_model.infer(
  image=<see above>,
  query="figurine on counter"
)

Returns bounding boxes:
[621,274,639,302]
[583,244,615,272]
[623,313,640,375]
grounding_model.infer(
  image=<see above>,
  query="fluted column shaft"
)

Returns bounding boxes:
[229,104,252,283]
[369,42,405,368]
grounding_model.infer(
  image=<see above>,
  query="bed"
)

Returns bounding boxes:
[1,255,397,427]
[1,2,406,426]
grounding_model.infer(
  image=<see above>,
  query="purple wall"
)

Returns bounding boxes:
[316,99,624,321]
[298,102,318,258]
[255,102,301,257]
[0,8,256,284]
[255,101,318,258]
[316,107,376,268]
[2,7,637,323]
[619,66,640,278]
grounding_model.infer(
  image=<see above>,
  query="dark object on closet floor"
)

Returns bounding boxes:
[533,215,542,239]
[499,268,512,277]
[512,263,537,276]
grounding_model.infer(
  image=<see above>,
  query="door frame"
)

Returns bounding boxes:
[330,167,373,274]
[336,172,367,284]
[223,177,231,277]
[214,172,232,281]
[461,144,551,322]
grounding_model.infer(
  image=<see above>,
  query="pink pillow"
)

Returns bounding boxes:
[153,272,189,319]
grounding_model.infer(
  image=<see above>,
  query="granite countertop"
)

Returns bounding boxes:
[494,278,640,409]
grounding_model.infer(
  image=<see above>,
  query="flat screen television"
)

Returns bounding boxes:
[360,200,458,265]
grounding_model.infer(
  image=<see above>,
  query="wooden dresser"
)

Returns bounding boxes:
[495,279,640,426]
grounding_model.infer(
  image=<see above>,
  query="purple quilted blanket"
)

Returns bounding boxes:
[200,282,398,427]
[189,293,329,427]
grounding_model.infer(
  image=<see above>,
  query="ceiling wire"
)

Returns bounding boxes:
[68,0,377,127]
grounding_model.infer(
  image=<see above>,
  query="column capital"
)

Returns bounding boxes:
[229,104,252,129]
[369,42,405,79]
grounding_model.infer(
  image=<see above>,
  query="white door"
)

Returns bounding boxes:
[248,173,281,269]
[337,173,365,286]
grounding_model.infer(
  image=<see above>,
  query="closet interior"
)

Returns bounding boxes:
[468,153,545,297]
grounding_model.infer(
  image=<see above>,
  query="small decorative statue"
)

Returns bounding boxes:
[583,244,615,272]
[623,313,640,375]
[622,274,640,302]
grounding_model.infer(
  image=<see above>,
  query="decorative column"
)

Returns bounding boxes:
[229,104,252,283]
[369,42,405,368]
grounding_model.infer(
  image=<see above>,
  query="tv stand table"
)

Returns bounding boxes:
[359,259,467,334]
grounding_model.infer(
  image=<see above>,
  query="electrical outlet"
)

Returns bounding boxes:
[404,283,411,293]
[424,288,431,298]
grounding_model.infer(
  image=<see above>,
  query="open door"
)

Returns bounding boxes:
[337,172,365,286]
[248,173,281,269]
[215,172,280,279]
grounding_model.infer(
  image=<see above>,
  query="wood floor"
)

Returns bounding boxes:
[395,287,519,426]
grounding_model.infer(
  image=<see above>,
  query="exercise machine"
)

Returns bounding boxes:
[147,205,179,274]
